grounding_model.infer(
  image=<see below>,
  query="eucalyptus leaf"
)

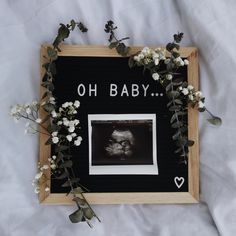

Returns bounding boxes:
[61,180,70,187]
[47,47,57,60]
[109,42,118,49]
[45,137,52,145]
[43,103,54,113]
[71,178,80,184]
[49,62,57,75]
[207,117,222,126]
[128,57,135,68]
[60,160,73,168]
[165,82,172,92]
[58,145,69,151]
[187,140,195,146]
[69,209,85,223]
[169,105,181,112]
[41,115,50,124]
[77,22,88,33]
[174,99,183,105]
[73,197,86,205]
[175,147,182,154]
[56,171,68,179]
[70,19,76,30]
[171,121,182,129]
[83,208,94,220]
[58,24,70,40]
[72,187,84,194]
[47,123,58,133]
[172,131,181,140]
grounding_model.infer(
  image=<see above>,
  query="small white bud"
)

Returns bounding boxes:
[152,73,160,81]
[68,126,75,133]
[182,88,189,95]
[184,59,189,65]
[52,137,59,144]
[51,131,58,137]
[34,187,40,194]
[35,172,43,180]
[74,100,80,108]
[187,85,194,90]
[45,187,50,192]
[166,74,173,80]
[35,118,42,124]
[66,135,72,142]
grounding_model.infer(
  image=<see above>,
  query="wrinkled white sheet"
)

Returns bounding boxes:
[0,0,235,235]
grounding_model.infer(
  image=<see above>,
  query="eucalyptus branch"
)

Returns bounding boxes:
[104,20,130,56]
[40,20,99,225]
[124,30,221,163]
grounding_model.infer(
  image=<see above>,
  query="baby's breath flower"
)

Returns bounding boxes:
[152,73,160,81]
[34,187,40,194]
[164,59,171,64]
[154,58,159,66]
[49,97,56,104]
[26,107,31,114]
[35,118,42,124]
[52,131,58,137]
[74,100,80,108]
[52,155,57,160]
[187,85,194,90]
[71,133,77,138]
[51,110,57,118]
[184,59,189,65]
[195,91,203,98]
[68,126,75,133]
[198,101,205,109]
[63,119,70,126]
[42,164,49,170]
[166,74,173,80]
[52,137,59,144]
[57,121,63,125]
[66,135,73,142]
[35,172,43,180]
[62,102,69,108]
[182,88,189,95]
[32,101,38,106]
[45,187,50,192]
[50,164,56,170]
[188,94,194,101]
[74,136,82,146]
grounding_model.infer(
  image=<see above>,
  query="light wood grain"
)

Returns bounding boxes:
[39,46,51,203]
[39,45,199,204]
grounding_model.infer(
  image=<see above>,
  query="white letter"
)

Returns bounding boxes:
[142,84,149,97]
[89,84,97,97]
[132,84,139,97]
[110,84,118,96]
[77,84,86,96]
[121,84,129,97]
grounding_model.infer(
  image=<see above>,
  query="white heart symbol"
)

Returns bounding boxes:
[174,177,185,189]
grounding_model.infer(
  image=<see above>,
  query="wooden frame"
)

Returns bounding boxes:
[39,45,199,205]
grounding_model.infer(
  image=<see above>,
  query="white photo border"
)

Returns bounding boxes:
[88,114,158,175]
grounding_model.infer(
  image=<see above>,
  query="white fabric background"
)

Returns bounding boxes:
[0,0,235,235]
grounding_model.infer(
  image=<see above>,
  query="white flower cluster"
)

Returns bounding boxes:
[10,101,40,123]
[10,101,43,134]
[32,161,51,194]
[178,85,205,109]
[51,100,82,146]
[134,47,166,66]
[133,46,189,82]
